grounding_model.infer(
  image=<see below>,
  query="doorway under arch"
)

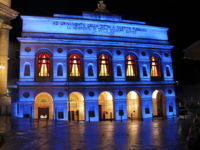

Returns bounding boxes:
[34,92,54,120]
[152,90,166,117]
[68,92,85,121]
[127,91,142,120]
[98,91,114,121]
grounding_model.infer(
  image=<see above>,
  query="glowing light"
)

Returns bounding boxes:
[70,55,81,76]
[0,64,5,70]
[99,54,109,76]
[152,90,159,99]
[38,54,50,77]
[151,56,160,77]
[126,55,136,77]
[106,92,113,100]
[130,91,138,99]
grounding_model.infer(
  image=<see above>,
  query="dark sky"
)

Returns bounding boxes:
[10,0,200,82]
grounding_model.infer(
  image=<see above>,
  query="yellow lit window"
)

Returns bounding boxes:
[38,53,51,77]
[126,55,137,77]
[69,54,81,77]
[150,56,160,77]
[98,54,110,77]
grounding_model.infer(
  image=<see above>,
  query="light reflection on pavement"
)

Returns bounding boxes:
[0,117,189,150]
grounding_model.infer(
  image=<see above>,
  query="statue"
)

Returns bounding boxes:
[95,1,110,13]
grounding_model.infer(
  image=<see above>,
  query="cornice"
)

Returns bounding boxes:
[0,2,18,20]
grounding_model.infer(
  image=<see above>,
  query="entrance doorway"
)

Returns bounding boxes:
[127,91,142,120]
[98,91,114,121]
[38,107,49,119]
[152,90,166,117]
[68,92,85,121]
[34,92,54,120]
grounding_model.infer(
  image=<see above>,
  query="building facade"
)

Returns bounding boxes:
[0,0,18,115]
[13,10,176,121]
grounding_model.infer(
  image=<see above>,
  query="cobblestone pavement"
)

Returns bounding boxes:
[0,117,191,150]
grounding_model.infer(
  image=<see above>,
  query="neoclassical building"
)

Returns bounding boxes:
[0,0,18,115]
[13,3,176,121]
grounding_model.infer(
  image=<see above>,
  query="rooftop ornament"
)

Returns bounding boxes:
[95,1,110,13]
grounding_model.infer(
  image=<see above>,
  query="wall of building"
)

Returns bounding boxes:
[14,12,176,121]
[0,0,18,115]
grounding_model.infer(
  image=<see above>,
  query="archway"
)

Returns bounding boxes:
[34,92,54,120]
[152,90,166,117]
[127,91,142,120]
[68,92,85,121]
[98,91,114,121]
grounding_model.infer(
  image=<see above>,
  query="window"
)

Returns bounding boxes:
[88,64,94,76]
[142,66,148,76]
[24,64,30,76]
[98,54,111,77]
[57,64,63,76]
[37,52,51,77]
[150,56,161,78]
[166,66,171,77]
[69,54,81,77]
[126,55,138,79]
[117,65,122,76]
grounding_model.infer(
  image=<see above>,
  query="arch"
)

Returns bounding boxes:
[34,92,54,120]
[98,49,112,57]
[68,49,84,57]
[127,91,142,120]
[98,91,114,121]
[152,90,166,117]
[126,51,139,58]
[68,92,85,121]
[24,63,30,76]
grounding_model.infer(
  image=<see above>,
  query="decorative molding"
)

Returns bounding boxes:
[0,2,18,20]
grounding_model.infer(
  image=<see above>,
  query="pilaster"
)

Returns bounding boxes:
[0,25,11,95]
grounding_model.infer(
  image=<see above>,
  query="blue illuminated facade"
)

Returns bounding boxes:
[13,12,176,121]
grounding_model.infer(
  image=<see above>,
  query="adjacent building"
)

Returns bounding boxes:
[0,0,18,115]
[13,2,176,121]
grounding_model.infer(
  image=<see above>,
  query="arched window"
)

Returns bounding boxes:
[126,55,138,80]
[88,64,94,76]
[98,54,111,78]
[142,65,148,77]
[117,65,122,76]
[150,56,161,78]
[37,52,51,77]
[57,64,63,76]
[69,54,81,77]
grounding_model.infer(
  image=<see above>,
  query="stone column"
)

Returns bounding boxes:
[0,0,11,7]
[0,24,12,96]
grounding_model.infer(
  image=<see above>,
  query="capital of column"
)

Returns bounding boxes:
[0,23,12,30]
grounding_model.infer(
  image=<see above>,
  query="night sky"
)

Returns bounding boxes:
[9,0,200,83]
